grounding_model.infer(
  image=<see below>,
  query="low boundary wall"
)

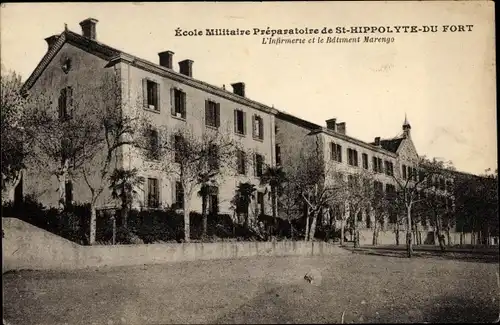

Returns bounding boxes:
[2,218,346,272]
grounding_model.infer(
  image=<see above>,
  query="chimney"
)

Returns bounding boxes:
[158,51,174,69]
[374,137,381,146]
[79,18,98,40]
[45,35,59,50]
[326,118,337,131]
[231,82,246,97]
[336,122,346,135]
[179,59,193,77]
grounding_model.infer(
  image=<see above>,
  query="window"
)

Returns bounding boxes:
[330,142,342,163]
[209,186,219,215]
[147,178,159,208]
[348,174,358,188]
[205,100,220,128]
[365,209,371,229]
[275,125,279,135]
[402,164,407,179]
[234,110,246,135]
[171,88,186,118]
[208,145,219,170]
[58,86,73,120]
[237,150,246,175]
[374,181,384,199]
[373,157,382,173]
[385,161,394,176]
[146,129,159,160]
[143,79,159,111]
[65,180,73,207]
[61,138,72,164]
[257,192,265,216]
[419,170,425,183]
[386,183,395,195]
[175,181,184,209]
[347,149,358,167]
[253,115,264,140]
[174,135,183,163]
[275,145,281,166]
[439,178,446,191]
[255,153,264,177]
[362,153,368,169]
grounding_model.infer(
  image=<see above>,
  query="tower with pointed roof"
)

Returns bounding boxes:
[403,114,411,138]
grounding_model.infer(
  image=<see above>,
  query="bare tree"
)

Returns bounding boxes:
[23,74,139,244]
[1,69,35,194]
[139,125,241,242]
[392,157,453,257]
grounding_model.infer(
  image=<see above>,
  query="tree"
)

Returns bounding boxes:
[197,172,217,238]
[369,181,391,246]
[108,168,145,228]
[453,169,498,246]
[233,182,257,227]
[343,172,377,248]
[392,157,453,257]
[140,126,240,242]
[260,165,287,235]
[23,73,139,244]
[0,69,32,193]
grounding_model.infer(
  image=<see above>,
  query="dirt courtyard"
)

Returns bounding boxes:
[3,251,499,324]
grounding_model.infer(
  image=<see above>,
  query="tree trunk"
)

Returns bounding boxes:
[372,220,378,246]
[89,202,97,245]
[446,228,451,247]
[304,207,310,241]
[121,201,128,228]
[202,195,208,238]
[112,215,116,245]
[309,212,318,242]
[244,206,249,228]
[434,213,445,251]
[353,208,360,248]
[183,196,190,243]
[395,223,400,246]
[340,219,345,246]
[406,205,413,258]
[57,160,69,210]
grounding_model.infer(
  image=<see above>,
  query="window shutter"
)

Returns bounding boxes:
[215,103,220,127]
[181,91,186,117]
[259,117,264,139]
[253,153,257,176]
[142,79,148,108]
[205,100,209,126]
[338,145,342,163]
[252,115,256,138]
[242,111,247,135]
[156,83,161,111]
[170,88,175,115]
[233,110,238,132]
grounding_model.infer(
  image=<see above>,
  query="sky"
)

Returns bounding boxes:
[1,2,496,175]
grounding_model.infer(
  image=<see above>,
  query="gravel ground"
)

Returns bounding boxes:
[3,253,499,324]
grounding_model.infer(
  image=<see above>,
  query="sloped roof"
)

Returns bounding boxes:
[21,29,278,115]
[377,138,404,153]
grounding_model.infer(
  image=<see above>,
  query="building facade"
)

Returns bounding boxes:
[18,18,277,223]
[11,18,473,245]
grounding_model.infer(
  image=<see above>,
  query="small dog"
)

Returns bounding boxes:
[304,273,313,283]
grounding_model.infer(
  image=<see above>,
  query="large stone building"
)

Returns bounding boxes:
[18,18,277,222]
[11,18,472,245]
[275,112,455,245]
